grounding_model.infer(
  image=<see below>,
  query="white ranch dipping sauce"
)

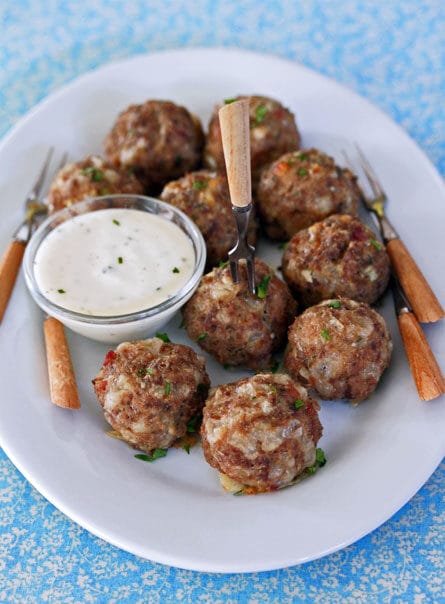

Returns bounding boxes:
[33,208,195,316]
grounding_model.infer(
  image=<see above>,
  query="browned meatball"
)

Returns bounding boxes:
[104,100,204,192]
[256,149,361,240]
[201,373,323,493]
[160,169,257,268]
[92,338,210,453]
[182,258,297,370]
[204,95,301,184]
[284,298,392,403]
[282,214,391,307]
[47,155,143,214]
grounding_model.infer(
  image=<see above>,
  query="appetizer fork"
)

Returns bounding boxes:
[353,144,444,324]
[219,99,256,294]
[343,149,444,400]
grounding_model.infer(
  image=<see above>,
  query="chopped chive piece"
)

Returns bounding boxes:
[294,399,305,409]
[118,256,123,264]
[112,219,120,226]
[192,180,207,190]
[183,444,191,454]
[254,104,267,124]
[156,332,171,343]
[297,168,309,177]
[224,97,236,104]
[172,267,180,274]
[57,288,66,294]
[81,166,103,182]
[219,260,229,268]
[327,300,341,309]
[197,332,208,341]
[164,381,171,395]
[257,275,271,299]
[306,448,327,474]
[321,329,331,341]
[135,449,168,462]
[369,238,383,251]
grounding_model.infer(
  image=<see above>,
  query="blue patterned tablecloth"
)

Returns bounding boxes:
[1,1,444,602]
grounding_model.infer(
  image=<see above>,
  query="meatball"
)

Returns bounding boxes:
[201,373,323,493]
[204,95,301,184]
[282,214,391,307]
[256,149,361,240]
[182,258,297,370]
[284,298,392,403]
[47,155,143,214]
[160,169,257,268]
[92,338,210,452]
[104,100,204,192]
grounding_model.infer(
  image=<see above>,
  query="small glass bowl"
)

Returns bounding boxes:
[23,195,206,343]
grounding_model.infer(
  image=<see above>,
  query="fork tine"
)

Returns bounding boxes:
[57,152,68,172]
[354,143,385,198]
[229,259,240,283]
[28,147,54,199]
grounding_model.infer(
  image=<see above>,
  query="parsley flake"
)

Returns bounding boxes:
[297,168,309,177]
[321,329,331,341]
[257,275,271,299]
[369,238,383,251]
[307,448,327,474]
[135,449,168,463]
[219,260,229,268]
[156,332,171,343]
[57,288,66,294]
[183,444,191,454]
[172,267,180,274]
[112,219,120,226]
[192,180,207,190]
[294,399,305,409]
[197,332,208,341]
[118,256,123,264]
[298,152,309,161]
[164,381,171,395]
[224,97,236,104]
[327,300,341,309]
[254,104,267,124]
[81,166,103,182]
[186,416,199,434]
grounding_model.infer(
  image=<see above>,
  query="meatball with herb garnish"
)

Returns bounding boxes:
[104,99,204,193]
[201,373,324,494]
[47,155,143,214]
[256,148,361,240]
[204,95,301,185]
[284,298,392,404]
[282,214,391,307]
[160,169,257,268]
[92,337,210,454]
[182,258,297,370]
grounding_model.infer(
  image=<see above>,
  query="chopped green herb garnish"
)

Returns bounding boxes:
[57,288,66,294]
[297,168,309,177]
[321,329,331,341]
[197,332,208,341]
[294,399,305,409]
[81,166,103,182]
[183,444,191,454]
[257,275,271,299]
[118,256,123,264]
[219,260,229,268]
[369,238,383,251]
[137,366,154,378]
[112,219,120,226]
[269,384,278,393]
[307,448,327,474]
[298,152,309,161]
[156,332,171,343]
[233,489,245,496]
[192,180,207,190]
[164,381,171,395]
[254,104,267,124]
[172,267,180,274]
[224,97,236,104]
[327,300,341,309]
[186,416,199,434]
[135,449,168,462]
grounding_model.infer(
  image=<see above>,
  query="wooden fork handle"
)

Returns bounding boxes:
[44,317,80,409]
[0,240,26,323]
[219,99,252,208]
[397,311,445,401]
[387,238,444,323]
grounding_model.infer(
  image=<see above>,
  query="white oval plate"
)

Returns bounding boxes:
[0,48,444,573]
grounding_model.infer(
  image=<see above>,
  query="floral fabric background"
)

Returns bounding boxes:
[0,1,444,602]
